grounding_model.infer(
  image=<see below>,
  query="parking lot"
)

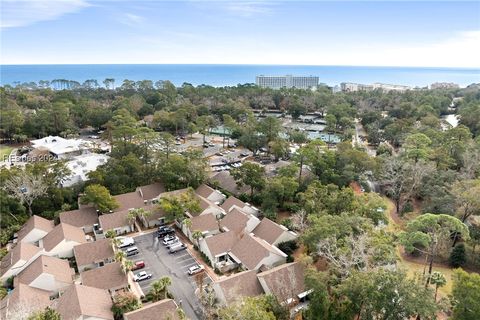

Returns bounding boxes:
[129,232,210,320]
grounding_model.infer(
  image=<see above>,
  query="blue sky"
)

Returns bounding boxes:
[1,1,479,67]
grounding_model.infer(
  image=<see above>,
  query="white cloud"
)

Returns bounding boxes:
[1,0,90,28]
[121,13,145,27]
[224,1,273,17]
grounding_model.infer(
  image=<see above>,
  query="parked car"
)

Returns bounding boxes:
[124,246,139,257]
[118,237,135,248]
[166,240,183,249]
[169,243,187,253]
[240,152,249,157]
[162,234,176,242]
[134,271,152,282]
[132,261,145,270]
[163,236,179,246]
[157,227,175,238]
[187,264,204,275]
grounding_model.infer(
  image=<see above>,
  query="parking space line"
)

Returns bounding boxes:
[180,263,197,269]
[175,255,191,261]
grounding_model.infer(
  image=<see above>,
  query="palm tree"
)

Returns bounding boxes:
[149,280,165,302]
[122,260,134,274]
[115,251,126,263]
[192,230,203,247]
[183,218,192,229]
[430,271,447,301]
[128,208,151,229]
[159,276,172,299]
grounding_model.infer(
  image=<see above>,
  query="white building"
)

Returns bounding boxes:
[62,153,110,187]
[30,136,95,159]
[256,75,319,89]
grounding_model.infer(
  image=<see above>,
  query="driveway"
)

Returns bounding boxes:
[131,232,210,320]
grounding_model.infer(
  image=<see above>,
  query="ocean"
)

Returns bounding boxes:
[1,64,479,88]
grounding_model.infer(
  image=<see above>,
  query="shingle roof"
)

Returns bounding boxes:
[220,208,249,235]
[113,191,145,211]
[0,242,42,277]
[215,270,263,304]
[252,218,287,245]
[204,231,237,257]
[210,171,249,195]
[143,204,166,221]
[54,284,113,320]
[80,262,128,290]
[17,255,74,286]
[195,184,215,199]
[0,283,51,319]
[220,196,246,212]
[42,223,87,252]
[257,262,305,300]
[73,238,114,267]
[137,182,165,201]
[190,214,218,232]
[16,215,54,242]
[124,299,179,320]
[231,234,286,270]
[59,207,98,229]
[98,210,131,231]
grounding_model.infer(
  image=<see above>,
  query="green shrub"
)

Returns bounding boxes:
[263,209,277,221]
[281,219,293,230]
[277,240,298,255]
[450,243,467,268]
[401,201,414,215]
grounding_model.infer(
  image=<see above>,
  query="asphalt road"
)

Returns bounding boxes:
[131,232,210,320]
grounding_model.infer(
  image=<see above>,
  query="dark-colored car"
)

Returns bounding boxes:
[157,226,175,238]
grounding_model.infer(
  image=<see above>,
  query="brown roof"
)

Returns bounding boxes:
[124,299,179,320]
[195,184,215,199]
[17,255,74,286]
[98,210,131,230]
[257,262,305,300]
[16,215,54,241]
[252,218,286,245]
[204,231,237,257]
[220,196,246,212]
[59,207,99,229]
[210,171,249,195]
[54,284,113,320]
[0,242,42,277]
[73,238,114,267]
[137,182,165,200]
[81,262,128,290]
[113,191,144,211]
[231,234,285,270]
[215,270,263,304]
[195,194,211,212]
[0,283,51,319]
[220,208,249,235]
[42,223,87,252]
[142,204,166,221]
[191,214,218,232]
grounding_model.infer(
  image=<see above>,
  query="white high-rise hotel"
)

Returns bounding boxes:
[256,75,319,89]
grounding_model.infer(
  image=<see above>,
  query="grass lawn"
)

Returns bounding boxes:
[396,247,455,296]
[385,196,455,295]
[0,145,13,160]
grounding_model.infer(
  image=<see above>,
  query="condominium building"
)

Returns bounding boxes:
[430,82,460,90]
[340,82,411,92]
[256,75,319,89]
